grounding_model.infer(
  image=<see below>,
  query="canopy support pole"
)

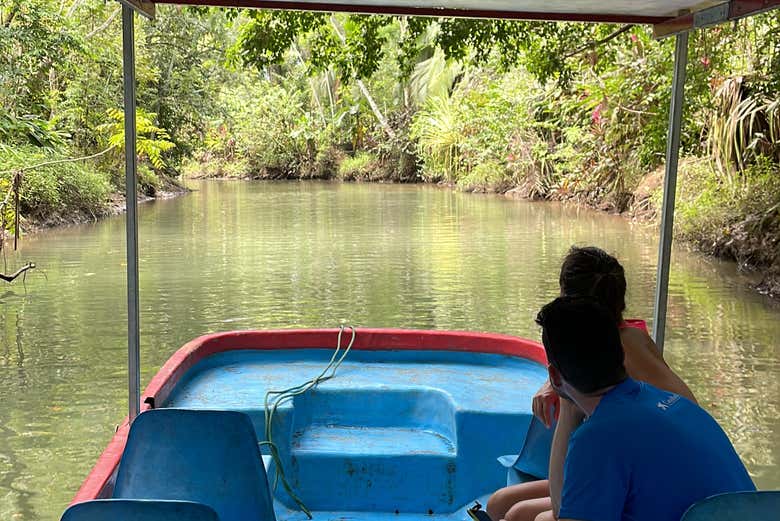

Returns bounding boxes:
[652,31,688,353]
[122,5,141,422]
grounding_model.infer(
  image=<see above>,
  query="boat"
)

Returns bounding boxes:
[61,1,780,520]
[70,328,549,520]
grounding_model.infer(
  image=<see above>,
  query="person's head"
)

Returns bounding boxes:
[536,296,627,396]
[559,246,626,324]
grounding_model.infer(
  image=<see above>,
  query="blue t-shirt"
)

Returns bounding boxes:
[559,378,755,521]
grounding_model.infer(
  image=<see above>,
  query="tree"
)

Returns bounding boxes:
[235,13,640,87]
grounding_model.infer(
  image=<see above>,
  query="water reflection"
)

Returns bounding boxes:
[0,181,777,520]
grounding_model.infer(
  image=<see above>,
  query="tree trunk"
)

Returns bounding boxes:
[329,17,396,140]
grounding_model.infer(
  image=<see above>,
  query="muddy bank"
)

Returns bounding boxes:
[23,182,190,233]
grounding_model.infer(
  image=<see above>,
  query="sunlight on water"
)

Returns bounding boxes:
[0,181,778,519]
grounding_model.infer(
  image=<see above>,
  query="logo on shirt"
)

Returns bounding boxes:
[656,394,681,411]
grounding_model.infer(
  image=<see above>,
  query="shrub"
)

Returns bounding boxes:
[338,151,379,181]
[674,156,780,269]
[0,145,111,220]
[457,161,511,192]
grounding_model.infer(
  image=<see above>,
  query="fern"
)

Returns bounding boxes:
[98,108,176,170]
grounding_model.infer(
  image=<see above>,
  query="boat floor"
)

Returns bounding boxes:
[164,349,546,519]
[268,492,496,521]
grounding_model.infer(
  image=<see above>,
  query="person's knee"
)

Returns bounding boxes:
[533,511,554,521]
[486,488,512,521]
[505,501,547,521]
[487,482,550,521]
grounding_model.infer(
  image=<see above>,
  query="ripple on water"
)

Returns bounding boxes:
[0,180,778,520]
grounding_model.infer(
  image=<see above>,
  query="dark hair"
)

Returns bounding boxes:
[559,246,626,324]
[536,296,627,394]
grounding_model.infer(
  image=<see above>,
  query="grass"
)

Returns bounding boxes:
[338,152,380,181]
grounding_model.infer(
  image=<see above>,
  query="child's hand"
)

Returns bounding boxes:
[532,379,560,428]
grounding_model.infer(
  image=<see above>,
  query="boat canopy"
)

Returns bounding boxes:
[123,0,780,36]
[115,0,780,422]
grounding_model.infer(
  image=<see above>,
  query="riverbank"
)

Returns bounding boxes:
[184,155,780,299]
[0,144,190,238]
[26,185,190,231]
[20,181,189,234]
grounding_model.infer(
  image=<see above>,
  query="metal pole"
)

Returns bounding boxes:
[122,5,141,422]
[652,32,689,353]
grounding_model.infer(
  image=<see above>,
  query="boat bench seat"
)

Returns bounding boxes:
[280,388,458,512]
[60,499,219,521]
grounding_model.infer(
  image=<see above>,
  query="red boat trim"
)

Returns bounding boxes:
[72,328,545,504]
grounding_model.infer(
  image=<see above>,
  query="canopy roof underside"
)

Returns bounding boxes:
[152,0,724,23]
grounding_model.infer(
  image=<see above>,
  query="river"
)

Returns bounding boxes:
[0,180,778,520]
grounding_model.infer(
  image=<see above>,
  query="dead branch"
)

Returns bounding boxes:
[0,262,35,283]
[86,6,121,39]
[564,25,635,59]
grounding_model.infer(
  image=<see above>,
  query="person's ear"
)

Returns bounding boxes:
[548,364,564,387]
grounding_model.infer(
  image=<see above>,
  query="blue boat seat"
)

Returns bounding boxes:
[113,409,275,521]
[499,416,553,485]
[680,491,780,520]
[60,499,219,521]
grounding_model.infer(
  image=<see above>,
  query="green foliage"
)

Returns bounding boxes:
[189,81,320,179]
[675,157,780,269]
[234,12,643,87]
[457,161,508,192]
[0,177,16,237]
[235,11,326,71]
[0,145,111,219]
[0,111,67,149]
[0,1,80,120]
[140,7,240,161]
[411,94,463,182]
[99,108,175,171]
[0,1,250,225]
[412,68,547,191]
[708,77,780,186]
[236,12,394,81]
[338,151,379,180]
[236,84,315,176]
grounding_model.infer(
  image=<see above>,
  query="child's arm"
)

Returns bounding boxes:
[621,328,697,403]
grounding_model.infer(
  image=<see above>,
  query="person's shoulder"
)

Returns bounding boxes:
[595,380,664,423]
[633,380,704,421]
[619,325,654,349]
[574,406,630,443]
[619,326,666,361]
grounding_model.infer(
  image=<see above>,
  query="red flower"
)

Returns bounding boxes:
[592,103,604,126]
